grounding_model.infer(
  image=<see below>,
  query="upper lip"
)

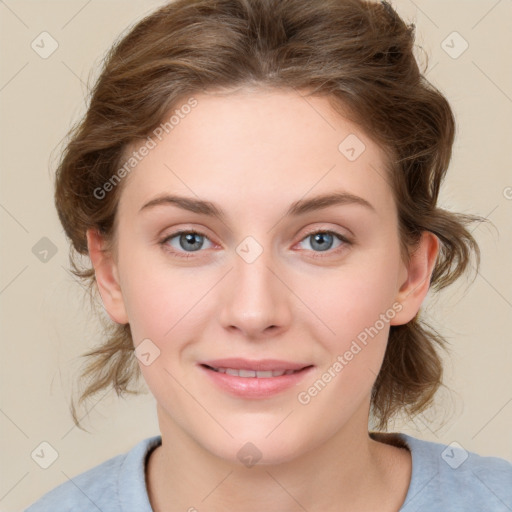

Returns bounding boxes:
[200,358,312,371]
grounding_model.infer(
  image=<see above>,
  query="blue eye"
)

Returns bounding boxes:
[159,228,351,259]
[160,230,214,258]
[299,231,345,252]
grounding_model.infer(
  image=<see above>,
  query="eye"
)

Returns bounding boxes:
[159,230,214,258]
[159,228,351,260]
[297,229,351,256]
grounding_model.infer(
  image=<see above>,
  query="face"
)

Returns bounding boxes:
[91,87,430,465]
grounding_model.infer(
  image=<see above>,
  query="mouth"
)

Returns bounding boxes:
[201,364,308,378]
[198,358,315,398]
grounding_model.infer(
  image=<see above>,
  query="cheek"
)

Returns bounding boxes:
[121,230,402,351]
[295,274,399,417]
[121,265,207,404]
[118,240,208,344]
[311,252,401,345]
[299,246,403,407]
[122,274,173,343]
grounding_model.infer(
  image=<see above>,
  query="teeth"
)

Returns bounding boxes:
[210,367,299,378]
[239,369,256,377]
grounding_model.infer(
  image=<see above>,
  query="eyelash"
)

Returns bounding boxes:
[158,228,352,260]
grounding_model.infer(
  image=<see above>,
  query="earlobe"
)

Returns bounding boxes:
[390,231,439,326]
[86,228,129,325]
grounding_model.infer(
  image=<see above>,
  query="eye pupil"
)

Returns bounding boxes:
[311,232,333,251]
[180,232,203,251]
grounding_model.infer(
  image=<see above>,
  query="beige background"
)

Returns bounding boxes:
[1,0,511,510]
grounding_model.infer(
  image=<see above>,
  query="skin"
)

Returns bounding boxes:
[87,87,439,512]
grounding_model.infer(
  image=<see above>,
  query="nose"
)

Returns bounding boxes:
[218,242,292,339]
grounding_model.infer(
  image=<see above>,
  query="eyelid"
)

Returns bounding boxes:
[159,228,217,255]
[158,224,218,245]
[293,227,352,258]
[298,225,352,244]
[159,224,352,258]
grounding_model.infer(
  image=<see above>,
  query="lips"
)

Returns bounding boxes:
[198,358,314,398]
[203,366,299,378]
[200,358,311,373]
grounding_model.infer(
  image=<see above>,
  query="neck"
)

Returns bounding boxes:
[146,404,411,512]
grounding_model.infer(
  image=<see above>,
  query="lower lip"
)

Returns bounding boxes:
[199,364,314,399]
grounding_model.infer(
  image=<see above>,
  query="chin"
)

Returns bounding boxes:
[198,425,313,467]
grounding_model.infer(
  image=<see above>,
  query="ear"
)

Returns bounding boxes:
[390,231,439,326]
[86,228,129,325]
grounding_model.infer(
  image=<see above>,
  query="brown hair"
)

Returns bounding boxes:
[55,0,484,431]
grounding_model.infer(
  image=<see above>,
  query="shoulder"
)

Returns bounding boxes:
[397,433,512,511]
[24,435,162,512]
[24,452,125,512]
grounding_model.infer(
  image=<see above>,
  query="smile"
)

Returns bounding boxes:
[203,365,301,378]
[198,360,315,399]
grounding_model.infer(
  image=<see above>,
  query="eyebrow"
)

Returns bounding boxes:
[139,191,376,219]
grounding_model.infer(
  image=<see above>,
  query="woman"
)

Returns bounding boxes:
[26,0,512,510]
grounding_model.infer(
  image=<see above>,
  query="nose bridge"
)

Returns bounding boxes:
[218,233,290,335]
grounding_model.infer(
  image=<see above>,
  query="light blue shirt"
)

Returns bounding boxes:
[25,433,512,511]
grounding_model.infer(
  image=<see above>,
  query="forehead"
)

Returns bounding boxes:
[117,88,394,220]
